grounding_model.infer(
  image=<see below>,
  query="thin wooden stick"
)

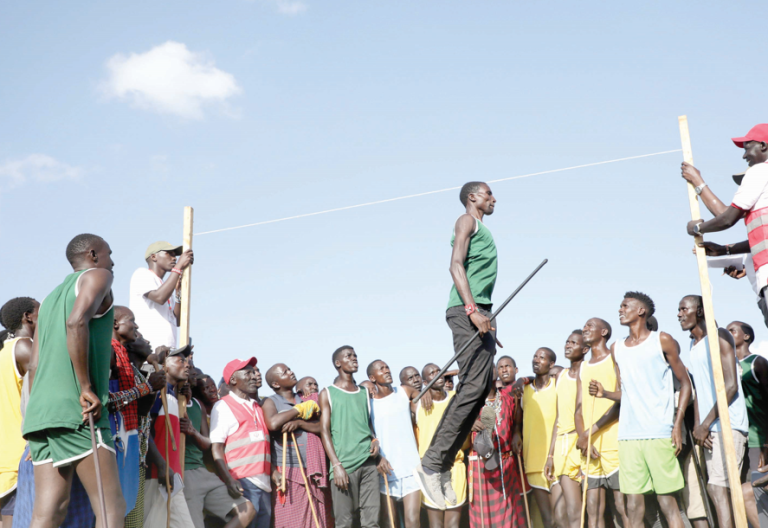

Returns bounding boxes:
[165,419,171,528]
[517,452,531,528]
[292,433,321,528]
[678,115,748,528]
[478,458,484,526]
[383,473,396,528]
[580,396,596,528]
[177,206,194,478]
[281,432,287,494]
[88,413,109,528]
[159,387,176,450]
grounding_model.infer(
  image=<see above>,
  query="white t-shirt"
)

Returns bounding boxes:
[731,162,768,289]
[210,392,271,492]
[129,268,178,351]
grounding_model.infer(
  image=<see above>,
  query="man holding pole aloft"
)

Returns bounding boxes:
[681,124,768,326]
[415,181,499,509]
[678,296,750,528]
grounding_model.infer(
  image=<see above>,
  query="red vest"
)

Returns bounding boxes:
[221,395,271,480]
[746,206,768,272]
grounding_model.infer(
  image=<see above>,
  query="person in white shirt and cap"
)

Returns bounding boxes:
[129,241,194,352]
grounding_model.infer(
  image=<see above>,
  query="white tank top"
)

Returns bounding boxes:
[614,331,675,440]
[370,386,420,480]
[689,335,749,434]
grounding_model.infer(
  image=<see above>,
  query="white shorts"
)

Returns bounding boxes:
[703,430,747,488]
[380,474,421,499]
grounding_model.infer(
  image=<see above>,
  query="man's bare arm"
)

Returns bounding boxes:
[699,330,740,429]
[66,269,113,421]
[14,337,33,377]
[661,332,691,455]
[691,206,745,235]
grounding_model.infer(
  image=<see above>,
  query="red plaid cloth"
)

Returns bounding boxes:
[272,467,331,528]
[112,339,139,431]
[469,391,526,528]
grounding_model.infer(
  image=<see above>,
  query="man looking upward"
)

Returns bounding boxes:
[129,241,193,351]
[599,292,691,528]
[417,181,499,508]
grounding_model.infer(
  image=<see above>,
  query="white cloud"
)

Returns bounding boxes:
[272,0,307,15]
[100,41,242,120]
[0,154,83,190]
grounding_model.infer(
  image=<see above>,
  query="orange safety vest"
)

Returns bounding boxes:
[221,395,271,480]
[746,206,768,272]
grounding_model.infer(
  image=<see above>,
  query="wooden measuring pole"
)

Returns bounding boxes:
[177,206,194,478]
[678,115,747,528]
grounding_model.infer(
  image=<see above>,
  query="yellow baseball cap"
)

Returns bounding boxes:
[145,241,183,260]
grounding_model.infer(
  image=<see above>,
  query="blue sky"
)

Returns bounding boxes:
[2,1,767,392]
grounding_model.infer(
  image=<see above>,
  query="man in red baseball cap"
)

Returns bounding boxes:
[680,124,768,329]
[209,358,272,527]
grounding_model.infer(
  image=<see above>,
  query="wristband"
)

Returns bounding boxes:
[465,303,478,316]
[371,438,379,444]
[172,268,183,276]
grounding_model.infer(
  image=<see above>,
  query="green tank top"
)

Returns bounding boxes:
[447,218,498,309]
[740,354,768,448]
[185,398,205,471]
[23,270,114,435]
[327,385,372,479]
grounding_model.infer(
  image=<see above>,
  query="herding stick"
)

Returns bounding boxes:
[678,115,748,528]
[281,432,288,496]
[178,206,194,478]
[416,259,548,401]
[688,428,716,528]
[149,354,176,451]
[383,473,396,528]
[580,396,596,528]
[88,413,109,528]
[517,452,531,528]
[165,418,171,528]
[292,432,321,528]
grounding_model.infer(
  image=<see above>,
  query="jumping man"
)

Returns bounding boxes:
[416,181,499,509]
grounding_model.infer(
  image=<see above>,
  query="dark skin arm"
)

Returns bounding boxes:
[451,214,493,336]
[752,357,768,466]
[27,329,39,388]
[693,329,740,447]
[687,206,745,236]
[14,337,33,377]
[212,442,244,499]
[512,395,523,454]
[681,162,729,216]
[66,268,114,422]
[661,332,692,456]
[319,388,349,491]
[179,406,211,452]
[144,250,193,306]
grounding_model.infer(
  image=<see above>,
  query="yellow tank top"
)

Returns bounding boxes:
[415,391,464,463]
[522,377,557,473]
[579,353,619,452]
[555,368,578,434]
[0,338,27,495]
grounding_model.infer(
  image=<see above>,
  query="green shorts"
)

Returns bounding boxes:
[618,439,684,495]
[28,425,114,468]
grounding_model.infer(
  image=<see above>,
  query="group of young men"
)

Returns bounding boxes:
[1,122,768,528]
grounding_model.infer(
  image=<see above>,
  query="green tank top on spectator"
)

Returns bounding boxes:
[185,398,205,471]
[447,218,497,309]
[23,270,114,434]
[740,354,768,448]
[327,385,372,479]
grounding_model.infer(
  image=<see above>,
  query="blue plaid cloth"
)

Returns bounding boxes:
[13,445,95,528]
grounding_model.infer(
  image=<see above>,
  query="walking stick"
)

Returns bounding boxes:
[478,458,485,527]
[678,116,748,527]
[278,432,287,505]
[178,206,194,478]
[383,473,396,528]
[292,433,321,528]
[165,420,171,528]
[88,413,109,528]
[687,428,716,528]
[416,259,548,401]
[580,396,596,528]
[517,452,531,528]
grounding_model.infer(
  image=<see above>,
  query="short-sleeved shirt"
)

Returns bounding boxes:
[210,392,271,492]
[129,268,177,351]
[731,162,768,288]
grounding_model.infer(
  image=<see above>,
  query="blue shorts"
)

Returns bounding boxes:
[380,474,421,499]
[238,478,272,528]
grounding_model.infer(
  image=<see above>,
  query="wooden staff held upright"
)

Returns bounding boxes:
[678,115,748,528]
[178,206,194,478]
